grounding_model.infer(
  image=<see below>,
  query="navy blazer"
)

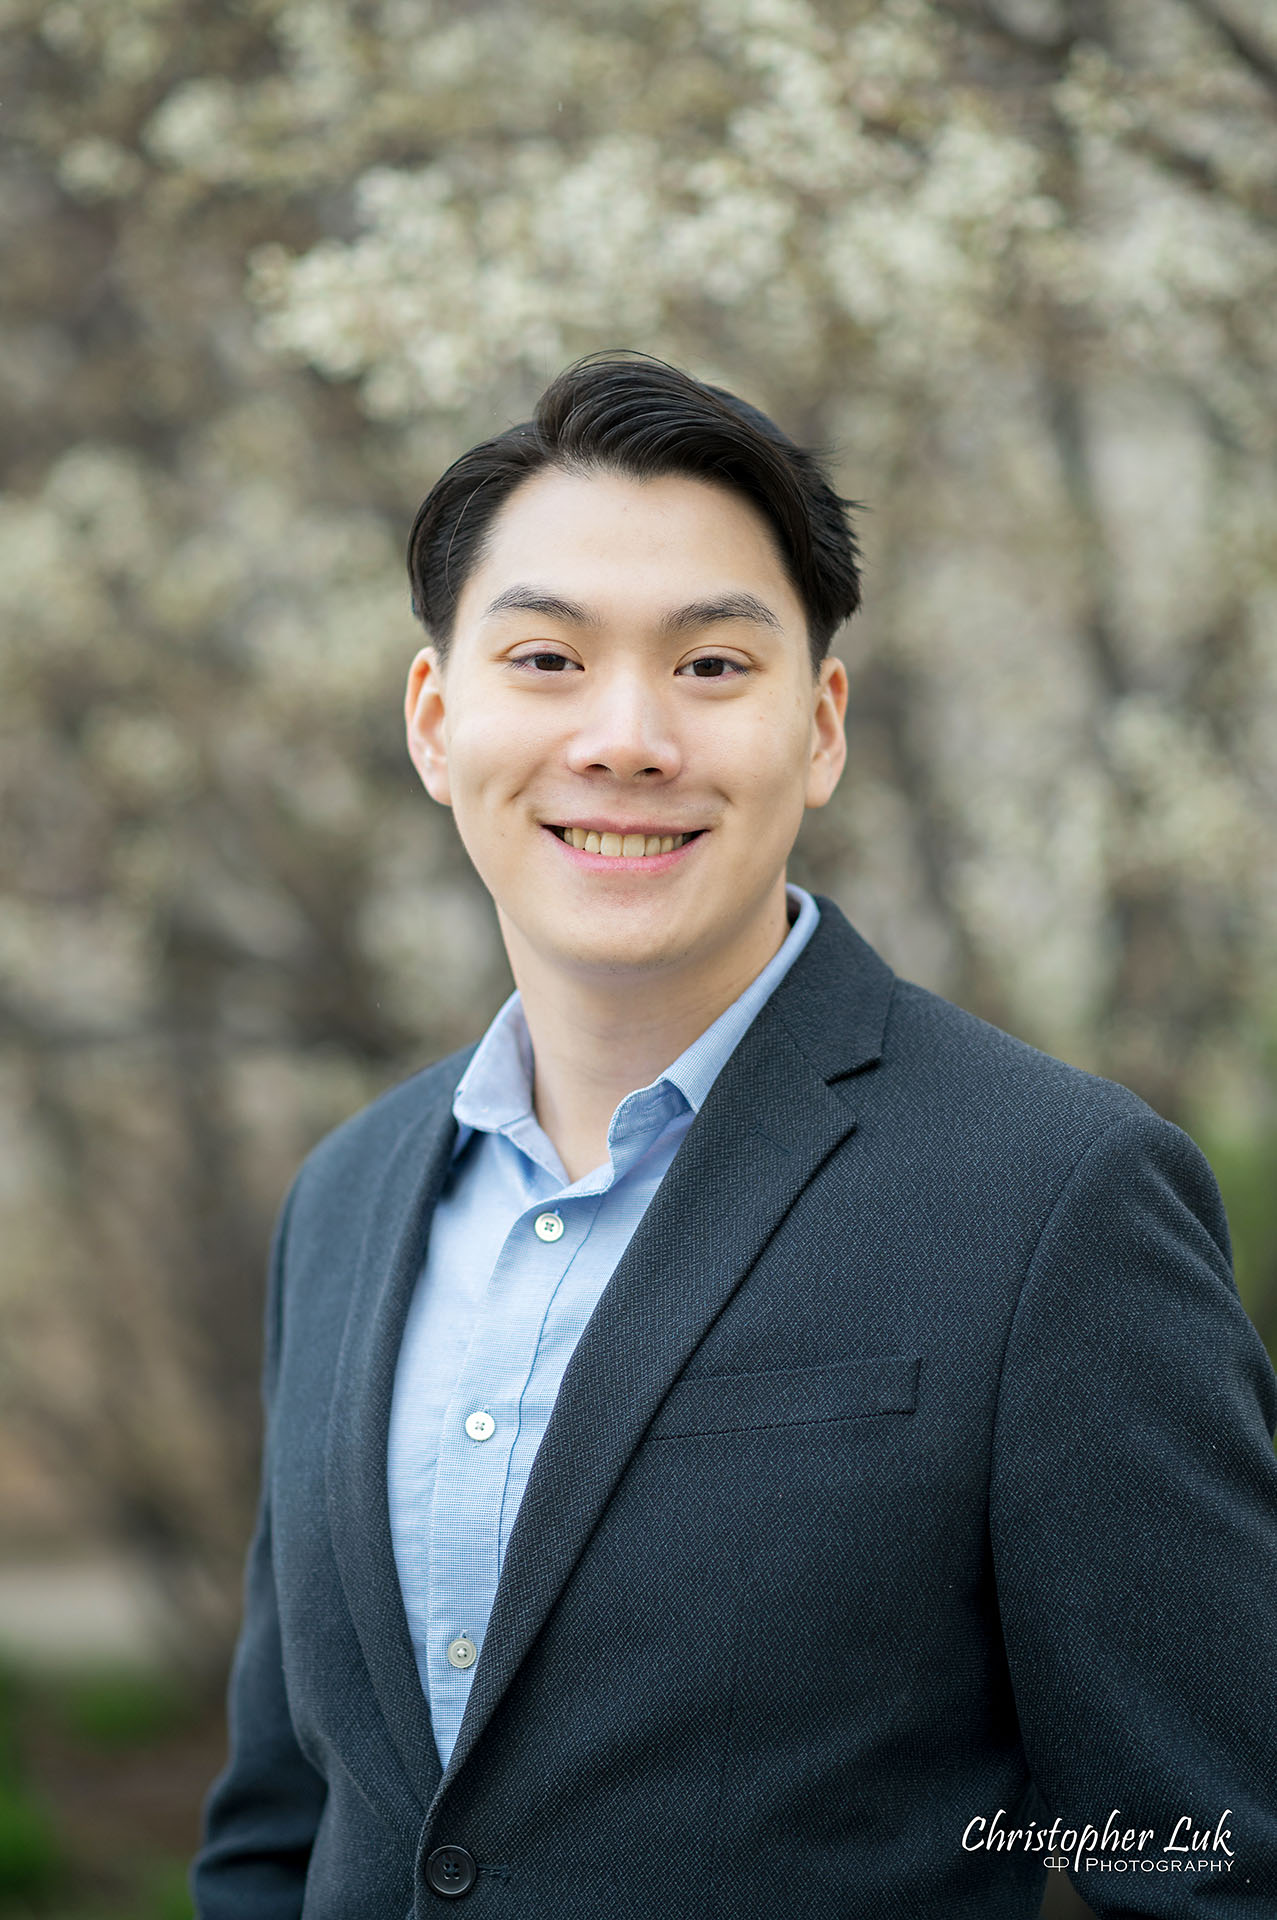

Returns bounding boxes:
[194,899,1277,1918]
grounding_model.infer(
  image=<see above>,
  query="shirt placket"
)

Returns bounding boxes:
[424,1184,597,1747]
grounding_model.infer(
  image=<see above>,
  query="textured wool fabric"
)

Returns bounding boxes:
[193,898,1277,1920]
[387,887,818,1772]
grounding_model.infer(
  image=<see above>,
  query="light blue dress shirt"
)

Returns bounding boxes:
[387,884,820,1769]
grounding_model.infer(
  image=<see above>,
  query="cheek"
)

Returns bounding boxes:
[711,700,811,813]
[445,707,536,799]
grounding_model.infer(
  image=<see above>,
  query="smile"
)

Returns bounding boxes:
[546,825,705,859]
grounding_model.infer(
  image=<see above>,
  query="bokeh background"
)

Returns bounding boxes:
[1,0,1275,1913]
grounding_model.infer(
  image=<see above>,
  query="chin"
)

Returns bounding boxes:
[546,919,696,978]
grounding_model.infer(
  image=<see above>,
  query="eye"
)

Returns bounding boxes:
[676,656,747,679]
[510,649,581,673]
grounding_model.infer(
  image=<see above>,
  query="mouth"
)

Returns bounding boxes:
[544,825,706,860]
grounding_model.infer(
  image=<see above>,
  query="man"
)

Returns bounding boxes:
[193,353,1277,1919]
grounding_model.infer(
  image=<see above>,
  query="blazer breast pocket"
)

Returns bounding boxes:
[645,1353,920,1438]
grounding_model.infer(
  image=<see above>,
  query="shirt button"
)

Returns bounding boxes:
[534,1210,564,1242]
[447,1634,478,1670]
[464,1409,496,1442]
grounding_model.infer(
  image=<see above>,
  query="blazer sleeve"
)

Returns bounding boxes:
[989,1107,1277,1915]
[191,1180,327,1920]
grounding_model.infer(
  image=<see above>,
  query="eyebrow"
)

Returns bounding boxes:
[479,584,783,635]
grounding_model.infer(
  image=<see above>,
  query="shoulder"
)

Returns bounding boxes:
[883,975,1146,1140]
[878,977,1229,1264]
[787,898,1149,1160]
[861,974,1221,1238]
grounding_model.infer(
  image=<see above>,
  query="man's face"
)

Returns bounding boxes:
[405,466,847,985]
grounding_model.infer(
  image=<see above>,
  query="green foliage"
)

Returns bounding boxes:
[49,1671,196,1752]
[0,1670,20,1791]
[1199,1127,1277,1361]
[135,1859,196,1920]
[0,1661,204,1917]
[0,1780,62,1903]
[0,1666,63,1907]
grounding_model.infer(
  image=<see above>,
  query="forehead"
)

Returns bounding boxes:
[455,466,802,628]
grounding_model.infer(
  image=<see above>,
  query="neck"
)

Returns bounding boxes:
[501,882,792,1183]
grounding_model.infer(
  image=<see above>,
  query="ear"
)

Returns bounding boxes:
[405,646,452,806]
[805,653,848,809]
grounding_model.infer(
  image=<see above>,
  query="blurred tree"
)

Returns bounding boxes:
[1,0,1274,1657]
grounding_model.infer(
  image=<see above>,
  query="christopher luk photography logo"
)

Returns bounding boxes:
[962,1807,1236,1878]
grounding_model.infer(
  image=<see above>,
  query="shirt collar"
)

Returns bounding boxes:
[659,882,819,1112]
[451,886,820,1164]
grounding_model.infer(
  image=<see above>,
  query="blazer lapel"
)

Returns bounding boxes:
[431,897,895,1809]
[324,1051,475,1819]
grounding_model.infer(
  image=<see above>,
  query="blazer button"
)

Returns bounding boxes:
[425,1845,477,1898]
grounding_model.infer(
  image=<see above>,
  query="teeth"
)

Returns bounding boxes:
[559,827,692,857]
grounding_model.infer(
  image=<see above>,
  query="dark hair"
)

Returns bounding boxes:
[406,351,862,672]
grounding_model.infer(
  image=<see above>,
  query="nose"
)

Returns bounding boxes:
[562,665,683,782]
